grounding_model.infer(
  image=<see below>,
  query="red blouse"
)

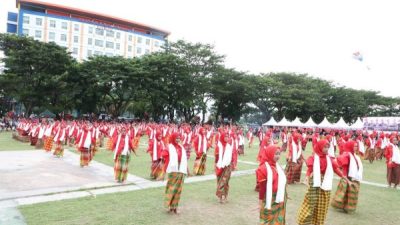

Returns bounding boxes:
[305,155,344,178]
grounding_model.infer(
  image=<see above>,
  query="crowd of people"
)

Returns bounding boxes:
[9,118,400,224]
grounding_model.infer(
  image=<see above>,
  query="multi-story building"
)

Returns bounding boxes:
[6,0,169,61]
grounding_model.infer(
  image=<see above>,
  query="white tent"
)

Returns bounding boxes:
[263,117,278,126]
[333,117,350,129]
[303,117,317,128]
[317,117,333,128]
[291,117,304,127]
[350,117,364,130]
[277,116,292,127]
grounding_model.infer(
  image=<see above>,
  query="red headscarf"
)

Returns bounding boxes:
[344,140,356,154]
[169,132,180,147]
[390,135,398,143]
[314,139,329,157]
[219,132,229,146]
[259,145,280,166]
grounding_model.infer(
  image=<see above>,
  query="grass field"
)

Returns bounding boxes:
[2,133,399,224]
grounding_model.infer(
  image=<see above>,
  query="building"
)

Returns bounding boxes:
[6,0,169,61]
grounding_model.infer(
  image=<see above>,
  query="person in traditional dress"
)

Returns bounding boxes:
[113,127,134,183]
[365,133,376,163]
[384,136,400,189]
[331,140,363,213]
[256,145,287,224]
[43,122,55,152]
[53,124,66,157]
[76,125,94,167]
[147,131,165,180]
[215,132,236,203]
[285,132,304,184]
[163,132,188,214]
[193,127,210,176]
[280,128,288,152]
[247,128,254,148]
[297,139,348,225]
[237,129,245,155]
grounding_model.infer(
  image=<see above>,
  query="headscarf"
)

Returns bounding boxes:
[344,140,356,154]
[219,132,229,146]
[169,132,180,147]
[314,139,329,157]
[259,145,280,166]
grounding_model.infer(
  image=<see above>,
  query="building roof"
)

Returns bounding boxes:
[17,0,170,37]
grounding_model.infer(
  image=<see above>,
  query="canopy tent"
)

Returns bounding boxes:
[303,117,317,128]
[263,117,278,126]
[276,116,292,127]
[317,117,333,128]
[350,117,364,130]
[291,117,304,127]
[333,117,350,129]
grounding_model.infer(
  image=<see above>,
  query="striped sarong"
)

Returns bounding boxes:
[297,176,331,225]
[90,145,97,161]
[150,160,164,180]
[114,154,130,182]
[375,147,383,160]
[193,153,207,176]
[164,172,185,210]
[106,138,113,151]
[80,147,91,167]
[43,136,54,152]
[216,165,232,199]
[366,148,375,163]
[53,144,64,157]
[260,193,286,225]
[285,159,303,184]
[331,178,360,213]
[387,164,400,186]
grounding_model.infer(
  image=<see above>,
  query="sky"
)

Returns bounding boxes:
[1,0,400,97]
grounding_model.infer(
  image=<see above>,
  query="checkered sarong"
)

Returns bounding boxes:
[285,159,303,184]
[106,138,113,151]
[387,164,400,185]
[260,193,286,225]
[331,178,360,213]
[193,153,207,176]
[297,176,331,225]
[216,165,232,198]
[114,154,130,182]
[43,136,54,152]
[79,147,91,167]
[164,172,185,210]
[150,160,164,180]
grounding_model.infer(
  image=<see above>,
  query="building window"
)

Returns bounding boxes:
[137,37,142,44]
[145,39,150,45]
[94,51,102,56]
[105,52,113,57]
[95,39,104,47]
[106,30,114,37]
[145,49,150,54]
[136,47,142,54]
[74,24,79,32]
[95,28,104,36]
[62,22,68,30]
[128,45,132,52]
[116,32,120,39]
[73,36,78,43]
[88,26,93,34]
[35,30,42,38]
[116,43,120,50]
[87,50,92,57]
[49,32,55,40]
[73,48,78,55]
[106,41,114,49]
[36,18,42,26]
[23,16,29,24]
[128,35,132,41]
[155,41,159,47]
[49,20,56,28]
[88,38,92,45]
[60,34,67,42]
[22,28,29,36]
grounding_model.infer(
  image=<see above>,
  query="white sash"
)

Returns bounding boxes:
[348,153,363,181]
[264,162,286,209]
[390,143,400,164]
[313,155,334,191]
[166,144,188,174]
[216,142,233,169]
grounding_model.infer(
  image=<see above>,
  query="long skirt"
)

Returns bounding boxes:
[184,143,191,160]
[164,172,185,210]
[43,136,54,152]
[281,142,288,152]
[285,159,303,184]
[79,147,91,167]
[53,144,64,157]
[238,145,244,155]
[114,154,130,182]
[150,159,164,180]
[297,176,331,225]
[35,139,44,149]
[387,164,400,186]
[68,138,75,147]
[375,147,384,160]
[365,147,375,163]
[106,138,113,151]
[260,194,286,225]
[90,144,97,161]
[193,153,207,176]
[331,178,360,213]
[30,136,38,146]
[216,165,232,199]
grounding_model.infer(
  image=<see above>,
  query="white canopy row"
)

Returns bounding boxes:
[263,116,364,130]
